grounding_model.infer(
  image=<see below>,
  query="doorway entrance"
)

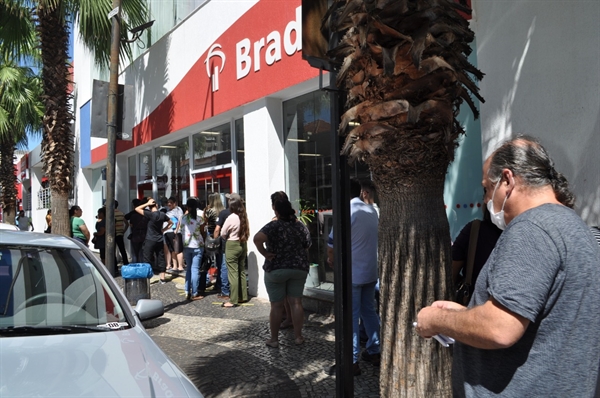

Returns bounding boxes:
[194,169,231,209]
[137,182,153,200]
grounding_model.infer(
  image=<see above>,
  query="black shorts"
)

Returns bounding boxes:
[164,232,183,253]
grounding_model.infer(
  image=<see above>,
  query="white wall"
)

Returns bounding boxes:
[243,98,286,298]
[473,0,600,225]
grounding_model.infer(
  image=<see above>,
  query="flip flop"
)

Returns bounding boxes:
[221,302,239,308]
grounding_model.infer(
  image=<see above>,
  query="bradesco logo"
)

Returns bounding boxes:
[204,6,302,91]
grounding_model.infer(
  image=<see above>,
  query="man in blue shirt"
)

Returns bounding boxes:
[327,179,380,376]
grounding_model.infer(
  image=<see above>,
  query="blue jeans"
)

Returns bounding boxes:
[220,252,230,295]
[352,281,380,363]
[183,247,203,296]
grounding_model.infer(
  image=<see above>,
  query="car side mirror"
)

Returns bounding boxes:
[134,299,164,320]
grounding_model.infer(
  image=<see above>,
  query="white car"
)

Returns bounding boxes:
[0,231,203,397]
[0,223,19,231]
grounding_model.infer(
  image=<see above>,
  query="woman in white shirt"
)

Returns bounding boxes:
[220,200,250,307]
[178,198,205,300]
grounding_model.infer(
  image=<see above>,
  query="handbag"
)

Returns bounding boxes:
[204,234,221,252]
[200,252,214,273]
[454,219,480,306]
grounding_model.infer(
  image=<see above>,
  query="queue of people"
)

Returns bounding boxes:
[19,134,599,394]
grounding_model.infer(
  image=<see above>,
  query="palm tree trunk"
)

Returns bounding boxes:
[376,173,453,397]
[37,4,74,237]
[0,143,18,224]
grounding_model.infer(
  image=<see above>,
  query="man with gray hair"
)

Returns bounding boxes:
[416,136,600,397]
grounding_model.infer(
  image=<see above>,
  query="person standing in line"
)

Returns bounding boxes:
[254,194,311,347]
[452,201,502,294]
[214,193,242,299]
[268,191,295,330]
[113,200,129,265]
[69,205,90,246]
[136,198,172,284]
[416,136,600,397]
[16,210,33,231]
[200,193,224,290]
[220,198,249,308]
[164,197,184,274]
[93,207,107,264]
[358,180,381,345]
[125,198,148,263]
[44,210,52,233]
[178,198,205,301]
[327,179,380,376]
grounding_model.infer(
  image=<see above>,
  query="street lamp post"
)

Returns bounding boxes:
[106,4,153,277]
[105,0,122,277]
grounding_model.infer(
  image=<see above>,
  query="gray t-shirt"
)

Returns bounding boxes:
[453,204,600,397]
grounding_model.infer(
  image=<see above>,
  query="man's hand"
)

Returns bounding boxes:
[416,301,466,338]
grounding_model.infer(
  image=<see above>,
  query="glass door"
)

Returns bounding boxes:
[193,169,231,209]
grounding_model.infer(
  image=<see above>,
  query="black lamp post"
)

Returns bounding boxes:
[106,0,153,277]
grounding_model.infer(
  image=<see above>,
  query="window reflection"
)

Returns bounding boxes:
[192,123,231,169]
[139,150,153,181]
[155,138,190,204]
[284,90,370,287]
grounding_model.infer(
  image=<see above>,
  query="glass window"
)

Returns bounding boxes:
[235,118,245,197]
[155,137,190,205]
[139,149,153,181]
[128,155,137,206]
[0,245,126,327]
[192,123,231,170]
[283,90,370,286]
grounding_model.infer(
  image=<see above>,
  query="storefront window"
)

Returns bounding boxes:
[139,150,153,181]
[192,123,231,170]
[128,155,137,207]
[155,137,190,205]
[283,90,370,287]
[235,118,245,197]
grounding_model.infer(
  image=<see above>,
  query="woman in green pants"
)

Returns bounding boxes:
[220,200,250,307]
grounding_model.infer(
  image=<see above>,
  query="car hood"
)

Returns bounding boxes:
[0,326,202,397]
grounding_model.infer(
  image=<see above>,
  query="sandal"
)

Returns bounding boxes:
[221,302,239,308]
[191,295,204,301]
[265,339,279,348]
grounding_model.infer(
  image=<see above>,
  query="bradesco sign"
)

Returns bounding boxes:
[128,1,318,148]
[202,2,317,111]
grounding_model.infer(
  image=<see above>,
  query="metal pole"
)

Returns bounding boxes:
[105,0,122,277]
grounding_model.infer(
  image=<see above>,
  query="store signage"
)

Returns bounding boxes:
[235,6,302,80]
[203,6,302,93]
[205,44,226,92]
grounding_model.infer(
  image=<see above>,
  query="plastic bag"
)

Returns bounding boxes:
[121,263,153,279]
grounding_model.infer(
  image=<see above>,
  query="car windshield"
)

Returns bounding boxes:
[0,245,128,332]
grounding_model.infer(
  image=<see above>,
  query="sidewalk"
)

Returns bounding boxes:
[134,274,380,397]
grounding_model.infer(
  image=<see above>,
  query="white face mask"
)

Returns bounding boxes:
[487,180,509,230]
